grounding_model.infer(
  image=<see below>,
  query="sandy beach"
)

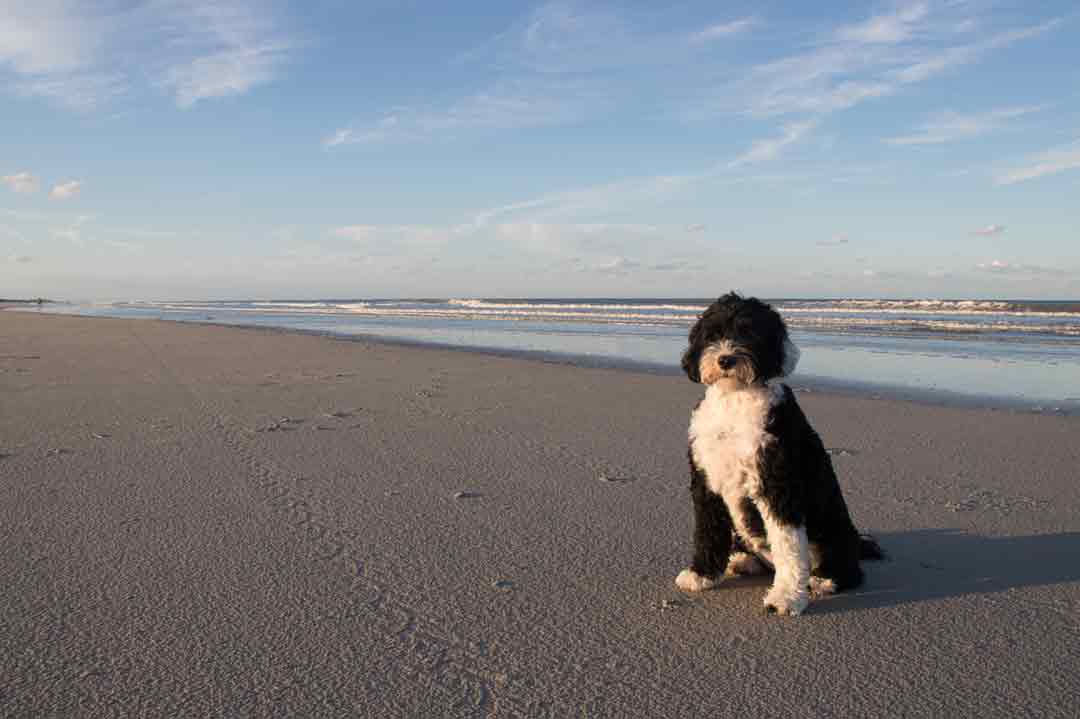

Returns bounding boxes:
[2,310,1079,718]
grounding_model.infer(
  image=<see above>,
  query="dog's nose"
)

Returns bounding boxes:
[718,356,737,370]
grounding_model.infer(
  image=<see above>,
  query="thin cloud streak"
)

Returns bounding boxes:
[728,120,817,167]
[975,259,1068,277]
[723,10,1063,120]
[995,140,1080,185]
[836,2,929,45]
[691,18,758,43]
[324,79,598,147]
[884,105,1046,145]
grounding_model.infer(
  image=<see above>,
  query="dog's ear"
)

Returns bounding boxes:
[780,336,800,376]
[681,346,702,383]
[682,313,708,380]
[758,301,796,379]
[681,318,704,383]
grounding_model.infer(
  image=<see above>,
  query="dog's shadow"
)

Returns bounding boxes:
[809,529,1080,615]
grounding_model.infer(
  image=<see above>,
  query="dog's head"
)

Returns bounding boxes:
[681,292,799,388]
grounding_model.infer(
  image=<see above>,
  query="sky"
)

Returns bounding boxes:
[2,0,1079,300]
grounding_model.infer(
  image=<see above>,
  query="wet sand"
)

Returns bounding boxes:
[2,311,1079,717]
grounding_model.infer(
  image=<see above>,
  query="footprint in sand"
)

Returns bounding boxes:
[318,409,374,430]
[598,472,636,484]
[255,417,304,432]
[323,410,358,419]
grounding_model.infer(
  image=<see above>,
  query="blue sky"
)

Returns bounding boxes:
[2,0,1078,300]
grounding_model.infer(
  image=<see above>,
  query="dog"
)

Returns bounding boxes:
[674,293,882,616]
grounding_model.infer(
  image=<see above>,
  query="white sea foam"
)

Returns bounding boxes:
[448,298,706,312]
[109,298,1080,339]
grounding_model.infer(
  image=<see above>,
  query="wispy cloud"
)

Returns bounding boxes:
[156,2,294,108]
[164,44,288,109]
[972,224,1006,237]
[884,105,1045,145]
[567,255,702,276]
[470,173,701,224]
[332,224,463,254]
[0,1,295,111]
[329,220,687,278]
[836,2,929,44]
[468,154,880,227]
[12,72,127,111]
[49,180,82,200]
[325,3,1060,150]
[995,139,1080,185]
[504,2,750,73]
[325,79,595,147]
[327,2,759,148]
[2,172,39,193]
[729,120,817,167]
[557,253,702,276]
[720,7,1062,120]
[691,18,758,44]
[647,258,701,273]
[0,2,107,74]
[890,18,1063,85]
[322,128,359,149]
[7,254,34,264]
[975,259,1067,277]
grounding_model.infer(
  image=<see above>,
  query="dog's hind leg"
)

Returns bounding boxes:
[807,488,869,592]
[676,464,733,592]
[810,535,864,592]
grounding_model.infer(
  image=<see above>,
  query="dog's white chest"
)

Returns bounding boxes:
[689,384,782,498]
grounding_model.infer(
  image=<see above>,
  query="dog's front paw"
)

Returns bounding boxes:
[675,569,717,592]
[763,585,809,616]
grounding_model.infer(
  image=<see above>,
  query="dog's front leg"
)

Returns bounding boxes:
[676,465,733,592]
[757,503,810,616]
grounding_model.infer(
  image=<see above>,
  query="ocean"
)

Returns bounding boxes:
[26,297,1080,413]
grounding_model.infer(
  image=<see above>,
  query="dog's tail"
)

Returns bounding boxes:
[859,534,886,560]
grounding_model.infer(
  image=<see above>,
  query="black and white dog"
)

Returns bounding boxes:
[675,293,882,616]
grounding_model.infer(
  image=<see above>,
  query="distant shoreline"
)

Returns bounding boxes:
[9,305,1078,417]
[0,299,53,308]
